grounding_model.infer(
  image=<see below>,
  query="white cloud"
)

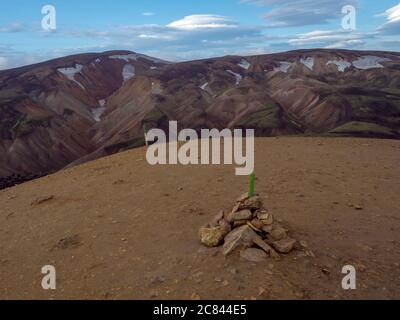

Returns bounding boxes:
[242,0,358,27]
[167,15,237,30]
[142,12,155,16]
[138,33,170,39]
[0,57,9,69]
[0,22,25,33]
[0,44,56,70]
[325,39,364,49]
[385,3,400,24]
[66,14,265,61]
[378,3,400,35]
[3,5,399,71]
[234,47,271,56]
[288,29,370,49]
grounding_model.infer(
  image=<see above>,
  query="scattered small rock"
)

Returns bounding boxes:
[321,268,331,275]
[150,290,159,298]
[356,263,367,272]
[190,293,201,300]
[56,234,82,250]
[264,269,273,275]
[258,287,269,298]
[149,275,165,286]
[192,271,204,278]
[6,212,14,219]
[299,240,308,248]
[305,250,315,257]
[228,267,238,275]
[31,195,54,206]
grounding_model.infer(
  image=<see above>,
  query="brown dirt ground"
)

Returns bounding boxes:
[0,137,399,300]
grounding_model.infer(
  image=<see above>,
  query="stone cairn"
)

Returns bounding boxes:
[199,193,300,262]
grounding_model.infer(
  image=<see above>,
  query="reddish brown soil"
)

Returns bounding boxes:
[0,137,399,300]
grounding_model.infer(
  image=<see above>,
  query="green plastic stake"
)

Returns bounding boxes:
[248,172,255,198]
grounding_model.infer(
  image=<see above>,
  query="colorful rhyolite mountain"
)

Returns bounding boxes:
[1,49,400,186]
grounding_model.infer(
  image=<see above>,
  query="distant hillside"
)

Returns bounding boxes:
[1,49,400,186]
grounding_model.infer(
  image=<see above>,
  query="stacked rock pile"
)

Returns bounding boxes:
[199,193,300,262]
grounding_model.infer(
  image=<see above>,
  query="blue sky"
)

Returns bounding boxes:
[0,0,399,69]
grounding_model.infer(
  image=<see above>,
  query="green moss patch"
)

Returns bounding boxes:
[329,121,398,138]
[11,115,51,138]
[237,101,281,129]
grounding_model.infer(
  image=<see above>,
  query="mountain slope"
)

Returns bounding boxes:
[1,49,400,186]
[0,50,168,185]
[77,49,400,166]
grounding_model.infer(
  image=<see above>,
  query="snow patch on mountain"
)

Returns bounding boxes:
[122,64,135,82]
[226,70,242,85]
[326,60,352,72]
[352,56,391,70]
[200,82,208,90]
[300,57,314,70]
[109,53,168,64]
[58,64,85,90]
[138,54,169,64]
[92,100,106,122]
[238,59,251,70]
[109,53,139,62]
[274,61,291,73]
